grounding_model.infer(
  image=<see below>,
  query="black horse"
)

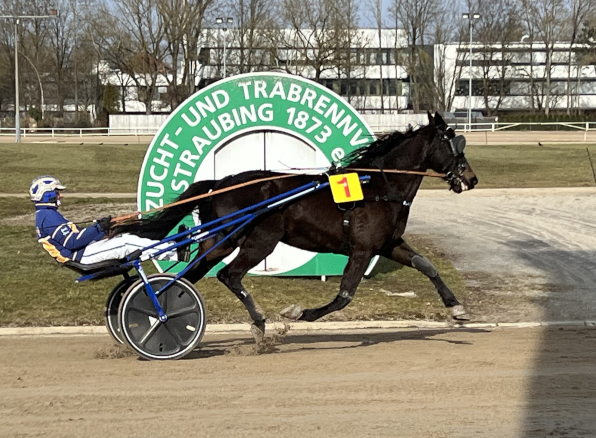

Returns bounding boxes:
[116,112,478,342]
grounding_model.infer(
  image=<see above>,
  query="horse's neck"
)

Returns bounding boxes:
[372,137,429,202]
[377,140,428,172]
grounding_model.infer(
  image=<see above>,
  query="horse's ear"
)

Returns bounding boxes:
[434,112,446,128]
[427,111,435,126]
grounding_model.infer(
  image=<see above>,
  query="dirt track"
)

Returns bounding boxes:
[411,187,596,322]
[3,186,596,437]
[1,326,595,438]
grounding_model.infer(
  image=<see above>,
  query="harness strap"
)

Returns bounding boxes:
[110,168,444,228]
[339,210,351,255]
[376,165,402,203]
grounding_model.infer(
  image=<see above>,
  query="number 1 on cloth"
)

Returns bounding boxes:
[329,173,364,203]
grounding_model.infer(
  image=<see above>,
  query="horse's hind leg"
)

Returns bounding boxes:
[216,215,285,343]
[384,239,469,321]
[182,237,235,284]
[281,248,373,322]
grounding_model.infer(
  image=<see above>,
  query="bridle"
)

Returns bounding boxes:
[438,127,468,189]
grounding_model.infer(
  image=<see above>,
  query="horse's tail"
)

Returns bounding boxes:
[112,179,217,240]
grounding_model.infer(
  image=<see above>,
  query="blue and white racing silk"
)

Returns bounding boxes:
[35,205,105,263]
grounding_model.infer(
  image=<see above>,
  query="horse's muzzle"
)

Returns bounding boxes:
[447,170,478,193]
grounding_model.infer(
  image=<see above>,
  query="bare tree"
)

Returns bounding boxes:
[430,11,464,112]
[46,0,77,118]
[565,0,595,114]
[332,0,364,105]
[157,0,213,109]
[230,0,278,74]
[389,0,439,112]
[466,0,523,116]
[521,0,570,116]
[92,0,167,115]
[279,0,345,81]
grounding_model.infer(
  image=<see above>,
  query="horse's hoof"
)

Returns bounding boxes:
[279,304,303,320]
[450,304,470,321]
[250,321,265,344]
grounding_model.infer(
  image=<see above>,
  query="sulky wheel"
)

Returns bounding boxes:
[118,274,206,361]
[104,276,138,344]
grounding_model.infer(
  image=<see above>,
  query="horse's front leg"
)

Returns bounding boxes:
[384,238,469,321]
[281,249,373,322]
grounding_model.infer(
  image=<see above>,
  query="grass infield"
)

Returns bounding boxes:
[0,196,466,326]
[1,141,593,327]
[2,142,596,194]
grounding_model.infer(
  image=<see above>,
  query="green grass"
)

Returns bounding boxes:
[0,197,136,220]
[0,143,147,193]
[2,140,594,327]
[3,142,596,195]
[422,143,596,189]
[0,196,465,326]
[0,213,466,326]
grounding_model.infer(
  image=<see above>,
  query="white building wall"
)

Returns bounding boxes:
[439,41,596,112]
[109,114,169,133]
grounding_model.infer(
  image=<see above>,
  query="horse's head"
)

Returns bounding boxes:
[426,112,478,193]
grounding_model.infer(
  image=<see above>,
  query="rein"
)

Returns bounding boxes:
[110,167,446,226]
[349,168,447,178]
[111,173,302,226]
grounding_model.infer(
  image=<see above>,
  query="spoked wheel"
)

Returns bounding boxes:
[118,274,207,361]
[104,276,138,344]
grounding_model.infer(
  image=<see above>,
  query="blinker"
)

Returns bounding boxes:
[449,135,466,156]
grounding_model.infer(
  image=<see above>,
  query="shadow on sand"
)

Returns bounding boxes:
[506,240,596,436]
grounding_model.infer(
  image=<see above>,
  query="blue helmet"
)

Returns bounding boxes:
[29,175,66,205]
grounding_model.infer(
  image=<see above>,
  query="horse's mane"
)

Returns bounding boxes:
[329,124,430,172]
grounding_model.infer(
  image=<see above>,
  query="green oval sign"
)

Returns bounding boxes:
[138,72,375,276]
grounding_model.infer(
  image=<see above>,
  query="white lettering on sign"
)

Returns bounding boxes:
[230,79,369,147]
[192,136,211,155]
[238,81,251,99]
[258,103,274,121]
[180,90,230,127]
[314,95,330,115]
[287,84,302,102]
[144,132,183,210]
[300,88,317,108]
[254,80,268,98]
[190,103,276,143]
[331,148,345,162]
[269,81,286,99]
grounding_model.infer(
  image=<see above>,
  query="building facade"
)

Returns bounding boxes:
[101,30,596,116]
[440,41,596,114]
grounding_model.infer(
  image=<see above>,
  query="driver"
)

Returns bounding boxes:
[31,175,178,264]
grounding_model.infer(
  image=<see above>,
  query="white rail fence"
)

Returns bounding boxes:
[2,122,596,137]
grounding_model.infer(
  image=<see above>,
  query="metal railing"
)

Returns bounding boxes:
[2,122,596,138]
[0,127,160,137]
[455,121,596,132]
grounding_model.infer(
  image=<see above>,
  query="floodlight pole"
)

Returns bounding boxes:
[216,17,233,78]
[1,10,57,142]
[14,18,20,142]
[463,13,480,132]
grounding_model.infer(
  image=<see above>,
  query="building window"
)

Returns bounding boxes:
[198,48,211,64]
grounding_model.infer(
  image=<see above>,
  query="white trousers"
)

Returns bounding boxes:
[79,233,177,264]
